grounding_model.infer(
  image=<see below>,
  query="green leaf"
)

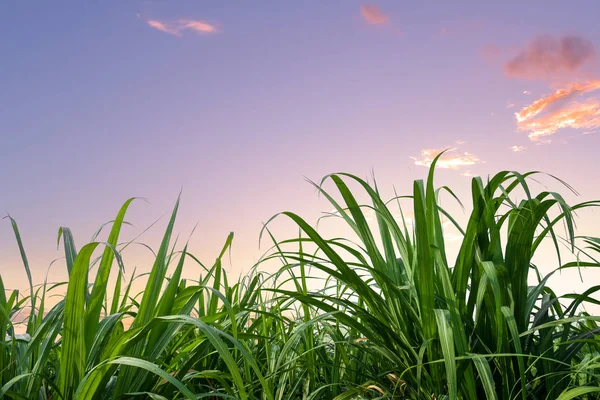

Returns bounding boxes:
[59,242,100,398]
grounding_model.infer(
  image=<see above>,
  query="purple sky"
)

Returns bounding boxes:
[2,1,600,295]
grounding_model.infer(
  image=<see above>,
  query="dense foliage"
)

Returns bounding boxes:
[2,158,600,399]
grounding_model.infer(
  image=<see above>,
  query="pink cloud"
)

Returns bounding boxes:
[481,43,503,62]
[360,4,389,25]
[147,20,173,35]
[146,18,217,37]
[515,81,600,140]
[505,34,596,80]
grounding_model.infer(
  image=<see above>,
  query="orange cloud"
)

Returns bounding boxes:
[505,34,595,80]
[146,18,217,37]
[511,145,525,152]
[518,101,600,141]
[515,81,600,122]
[411,148,481,169]
[515,81,600,140]
[360,4,389,25]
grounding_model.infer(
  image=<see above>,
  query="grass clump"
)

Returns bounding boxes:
[2,157,600,399]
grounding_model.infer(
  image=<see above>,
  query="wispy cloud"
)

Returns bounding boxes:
[583,130,596,135]
[518,100,600,141]
[411,148,481,169]
[515,81,600,122]
[147,20,173,34]
[515,81,600,140]
[511,145,525,152]
[505,34,596,80]
[146,18,217,37]
[480,43,503,62]
[523,90,531,95]
[507,101,516,108]
[360,4,389,25]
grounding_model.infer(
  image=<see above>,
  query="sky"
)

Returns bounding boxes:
[1,1,600,298]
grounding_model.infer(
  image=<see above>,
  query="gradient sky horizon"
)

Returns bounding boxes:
[2,1,600,297]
